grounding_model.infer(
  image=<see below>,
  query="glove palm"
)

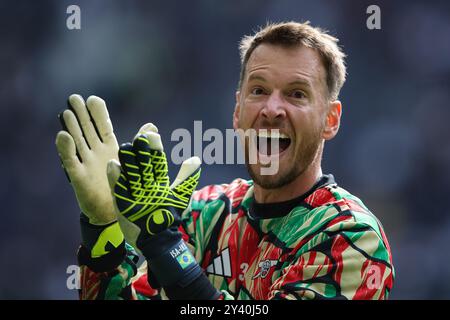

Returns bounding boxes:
[56,94,119,225]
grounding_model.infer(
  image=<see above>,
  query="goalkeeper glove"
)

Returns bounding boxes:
[56,94,124,264]
[107,126,204,287]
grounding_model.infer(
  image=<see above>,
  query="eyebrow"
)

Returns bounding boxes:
[247,74,267,83]
[248,74,312,89]
[287,79,312,89]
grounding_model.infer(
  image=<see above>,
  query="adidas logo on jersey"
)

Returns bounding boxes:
[206,248,232,277]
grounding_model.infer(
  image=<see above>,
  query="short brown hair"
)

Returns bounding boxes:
[238,21,346,101]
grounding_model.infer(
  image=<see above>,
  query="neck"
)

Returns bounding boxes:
[253,146,324,204]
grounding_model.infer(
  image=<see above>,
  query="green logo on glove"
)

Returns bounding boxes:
[146,208,174,235]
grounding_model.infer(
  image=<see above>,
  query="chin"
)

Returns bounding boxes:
[247,164,297,189]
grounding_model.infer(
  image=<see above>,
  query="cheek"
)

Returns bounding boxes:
[238,102,260,128]
[291,110,323,142]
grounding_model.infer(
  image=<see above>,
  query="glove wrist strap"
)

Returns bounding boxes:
[80,213,124,258]
[144,238,202,287]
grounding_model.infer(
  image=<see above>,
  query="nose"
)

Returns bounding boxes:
[260,91,287,121]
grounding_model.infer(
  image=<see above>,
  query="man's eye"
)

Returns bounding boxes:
[251,87,264,95]
[289,90,306,99]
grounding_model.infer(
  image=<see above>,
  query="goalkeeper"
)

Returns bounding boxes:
[56,21,394,300]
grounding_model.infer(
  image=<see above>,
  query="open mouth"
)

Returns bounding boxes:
[256,131,291,156]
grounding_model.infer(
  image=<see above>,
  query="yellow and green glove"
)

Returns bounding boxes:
[107,126,219,297]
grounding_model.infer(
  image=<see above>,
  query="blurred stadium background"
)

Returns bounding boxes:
[1,0,449,299]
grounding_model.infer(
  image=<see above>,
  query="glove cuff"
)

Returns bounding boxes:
[139,230,202,287]
[80,213,125,258]
[136,225,181,257]
[77,242,126,273]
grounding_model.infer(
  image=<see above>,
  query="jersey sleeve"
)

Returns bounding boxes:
[268,222,394,300]
[77,242,160,300]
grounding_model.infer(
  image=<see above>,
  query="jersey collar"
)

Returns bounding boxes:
[248,174,336,219]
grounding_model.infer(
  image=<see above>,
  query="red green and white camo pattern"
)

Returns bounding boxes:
[78,178,394,300]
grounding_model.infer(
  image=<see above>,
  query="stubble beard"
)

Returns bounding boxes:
[245,127,324,189]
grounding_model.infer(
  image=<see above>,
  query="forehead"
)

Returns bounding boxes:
[246,43,326,88]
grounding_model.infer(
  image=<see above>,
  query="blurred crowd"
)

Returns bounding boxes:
[0,0,449,299]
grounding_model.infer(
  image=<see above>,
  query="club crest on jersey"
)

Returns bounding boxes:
[252,259,278,279]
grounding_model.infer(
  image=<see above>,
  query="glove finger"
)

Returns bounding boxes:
[171,157,201,205]
[118,142,142,197]
[55,130,82,176]
[86,96,117,145]
[108,159,137,215]
[68,94,101,149]
[62,109,90,161]
[170,156,201,189]
[133,134,155,187]
[134,122,158,140]
[58,110,69,132]
[143,132,169,184]
[58,111,82,162]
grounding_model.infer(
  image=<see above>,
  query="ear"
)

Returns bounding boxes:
[233,91,241,130]
[322,100,342,140]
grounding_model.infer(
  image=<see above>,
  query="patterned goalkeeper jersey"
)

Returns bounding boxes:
[78,174,394,300]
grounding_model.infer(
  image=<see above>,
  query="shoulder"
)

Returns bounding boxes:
[289,182,394,277]
[303,182,389,248]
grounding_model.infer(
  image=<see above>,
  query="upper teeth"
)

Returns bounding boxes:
[257,131,289,139]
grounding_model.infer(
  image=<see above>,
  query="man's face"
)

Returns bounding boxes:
[234,43,334,189]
